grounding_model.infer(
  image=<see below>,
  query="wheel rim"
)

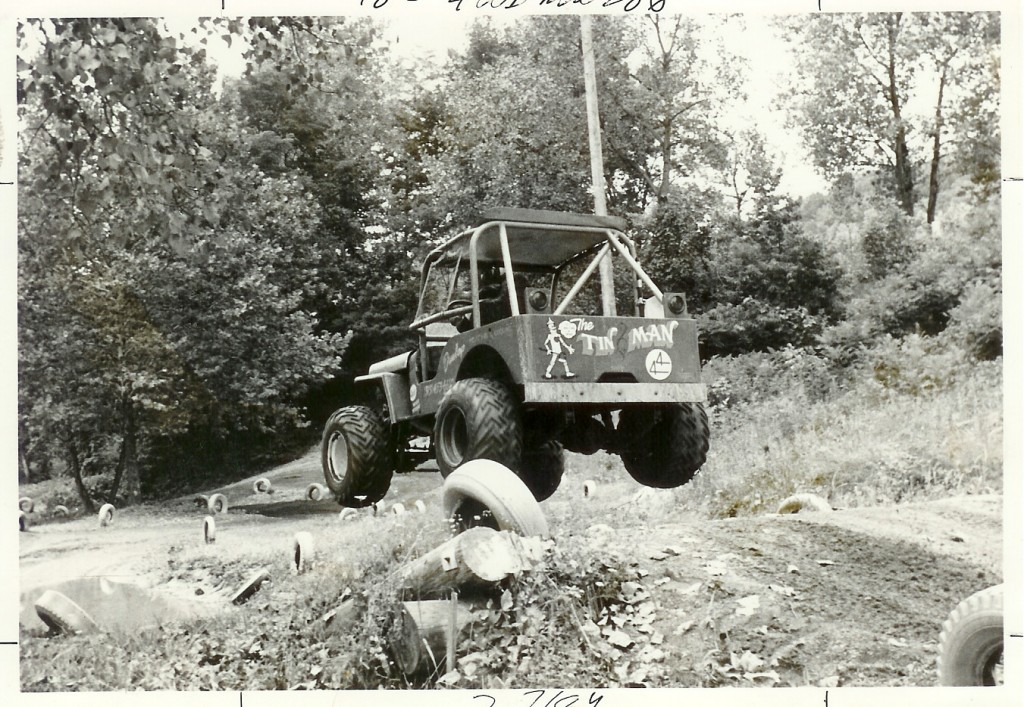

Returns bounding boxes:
[982,647,1003,686]
[326,430,349,485]
[438,407,469,469]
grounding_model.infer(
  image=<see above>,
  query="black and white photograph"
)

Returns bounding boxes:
[4,0,1020,700]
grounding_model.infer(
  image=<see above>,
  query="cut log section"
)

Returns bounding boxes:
[231,568,271,605]
[97,503,115,527]
[393,526,544,598]
[391,598,488,677]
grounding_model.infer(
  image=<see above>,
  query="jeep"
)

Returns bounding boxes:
[321,207,709,506]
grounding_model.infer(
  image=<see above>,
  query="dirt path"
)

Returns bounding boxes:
[18,451,1003,687]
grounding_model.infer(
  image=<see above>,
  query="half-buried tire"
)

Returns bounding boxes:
[442,459,548,537]
[35,590,99,635]
[777,493,833,514]
[938,584,1003,686]
[321,406,393,507]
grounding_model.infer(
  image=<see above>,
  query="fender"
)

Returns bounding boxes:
[354,370,413,423]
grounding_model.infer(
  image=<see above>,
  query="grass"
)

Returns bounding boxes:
[678,336,1002,519]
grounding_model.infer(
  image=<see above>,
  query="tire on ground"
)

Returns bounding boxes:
[35,590,99,635]
[617,403,709,488]
[203,516,217,544]
[293,532,315,573]
[53,504,69,517]
[321,406,393,507]
[97,503,115,527]
[938,584,1004,686]
[208,493,228,514]
[19,511,28,532]
[777,493,833,514]
[442,459,548,537]
[253,478,272,494]
[519,439,564,501]
[306,483,325,502]
[19,496,34,513]
[433,378,522,478]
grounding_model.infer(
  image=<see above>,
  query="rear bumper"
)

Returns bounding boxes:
[523,381,706,405]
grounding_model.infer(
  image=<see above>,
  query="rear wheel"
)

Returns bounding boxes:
[618,403,709,488]
[433,378,522,478]
[520,439,564,501]
[322,406,393,507]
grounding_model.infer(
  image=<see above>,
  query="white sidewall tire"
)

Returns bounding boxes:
[414,499,426,514]
[392,502,406,515]
[777,493,832,514]
[98,503,115,527]
[938,584,1004,686]
[19,511,28,532]
[442,459,549,537]
[583,480,598,499]
[253,478,271,494]
[203,516,217,544]
[35,590,98,635]
[19,496,34,513]
[293,532,315,573]
[306,483,324,501]
[208,493,228,514]
[54,505,69,517]
[194,495,209,508]
[339,507,359,521]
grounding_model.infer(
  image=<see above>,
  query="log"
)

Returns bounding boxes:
[394,527,544,598]
[392,598,487,677]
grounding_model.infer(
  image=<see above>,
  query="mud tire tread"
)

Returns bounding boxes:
[618,403,709,488]
[938,584,1003,686]
[321,406,393,507]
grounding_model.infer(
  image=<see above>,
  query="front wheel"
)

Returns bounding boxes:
[618,403,709,488]
[433,378,522,478]
[321,406,393,507]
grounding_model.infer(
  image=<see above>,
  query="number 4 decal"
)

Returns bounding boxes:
[645,349,672,380]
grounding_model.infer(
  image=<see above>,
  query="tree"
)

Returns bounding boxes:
[18,18,343,503]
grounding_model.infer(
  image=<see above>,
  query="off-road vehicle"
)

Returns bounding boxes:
[321,207,709,506]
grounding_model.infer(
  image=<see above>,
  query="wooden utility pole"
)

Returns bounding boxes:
[580,15,617,317]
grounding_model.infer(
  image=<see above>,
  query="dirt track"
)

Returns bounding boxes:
[18,450,1004,687]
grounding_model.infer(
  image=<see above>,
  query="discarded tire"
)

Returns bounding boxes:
[414,499,426,514]
[203,516,216,544]
[583,480,598,499]
[19,511,28,532]
[19,496,34,513]
[777,493,833,514]
[442,459,549,537]
[231,568,271,605]
[253,478,272,494]
[293,532,315,573]
[392,502,406,516]
[306,483,325,502]
[434,378,523,478]
[938,584,1003,686]
[208,493,228,514]
[321,406,393,507]
[53,505,69,517]
[193,495,209,509]
[35,590,98,635]
[97,503,115,527]
[339,507,359,521]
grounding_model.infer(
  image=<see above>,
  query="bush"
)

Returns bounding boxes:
[698,301,827,359]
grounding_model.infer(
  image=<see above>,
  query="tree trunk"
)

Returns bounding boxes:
[886,14,915,216]
[393,527,542,599]
[391,598,488,678]
[926,66,948,225]
[113,396,141,504]
[66,439,96,514]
